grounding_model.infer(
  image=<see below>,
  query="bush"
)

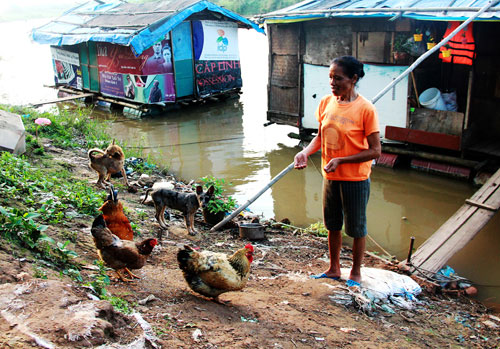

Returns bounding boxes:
[199,175,237,213]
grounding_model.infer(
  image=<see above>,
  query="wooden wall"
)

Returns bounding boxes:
[267,23,303,126]
[267,17,500,153]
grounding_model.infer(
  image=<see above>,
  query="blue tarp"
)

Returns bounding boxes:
[31,0,264,56]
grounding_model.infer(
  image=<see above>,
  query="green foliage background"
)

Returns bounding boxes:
[131,0,303,16]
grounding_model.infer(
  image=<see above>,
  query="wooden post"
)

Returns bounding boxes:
[463,69,473,130]
[411,71,421,108]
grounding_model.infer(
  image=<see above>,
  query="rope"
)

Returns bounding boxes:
[123,136,244,149]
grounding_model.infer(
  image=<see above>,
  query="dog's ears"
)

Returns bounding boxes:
[207,185,215,195]
[195,185,203,195]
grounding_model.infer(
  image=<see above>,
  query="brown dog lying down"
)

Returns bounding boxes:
[142,185,214,236]
[88,140,129,189]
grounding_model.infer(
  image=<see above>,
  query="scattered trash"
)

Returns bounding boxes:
[138,294,157,305]
[192,328,202,342]
[314,337,325,341]
[329,268,422,315]
[339,327,357,333]
[87,293,99,301]
[482,320,499,329]
[240,316,258,323]
[435,265,472,290]
[488,315,500,323]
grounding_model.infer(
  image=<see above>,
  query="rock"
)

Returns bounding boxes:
[0,110,26,155]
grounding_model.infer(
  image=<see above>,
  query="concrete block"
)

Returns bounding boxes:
[0,110,26,155]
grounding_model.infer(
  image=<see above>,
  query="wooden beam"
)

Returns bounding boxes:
[465,199,497,211]
[30,93,95,107]
[385,126,461,151]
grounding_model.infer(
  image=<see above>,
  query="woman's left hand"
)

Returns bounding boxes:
[324,158,341,173]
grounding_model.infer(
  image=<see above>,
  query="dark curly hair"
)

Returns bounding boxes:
[331,56,365,81]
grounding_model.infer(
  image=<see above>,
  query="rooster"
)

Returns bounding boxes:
[99,185,133,241]
[91,214,157,282]
[177,244,254,302]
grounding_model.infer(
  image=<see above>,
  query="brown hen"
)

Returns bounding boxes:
[91,214,157,282]
[177,244,254,301]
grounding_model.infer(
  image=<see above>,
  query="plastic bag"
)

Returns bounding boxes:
[441,91,458,111]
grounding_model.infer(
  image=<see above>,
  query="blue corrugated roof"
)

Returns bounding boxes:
[258,0,500,22]
[32,0,264,55]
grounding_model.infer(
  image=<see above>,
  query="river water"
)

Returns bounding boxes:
[2,20,499,306]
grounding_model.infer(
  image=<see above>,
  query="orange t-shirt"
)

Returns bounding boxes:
[316,94,379,181]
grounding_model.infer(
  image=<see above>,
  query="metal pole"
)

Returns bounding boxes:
[257,5,500,20]
[210,162,295,232]
[371,0,500,104]
[406,236,416,265]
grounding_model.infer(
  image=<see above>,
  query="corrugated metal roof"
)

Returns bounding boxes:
[259,0,500,22]
[32,0,264,55]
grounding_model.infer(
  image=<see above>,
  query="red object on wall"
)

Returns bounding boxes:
[439,21,475,65]
[385,126,461,151]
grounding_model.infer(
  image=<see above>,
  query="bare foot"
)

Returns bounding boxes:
[348,272,362,284]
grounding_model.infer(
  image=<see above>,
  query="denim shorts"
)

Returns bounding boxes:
[323,178,370,238]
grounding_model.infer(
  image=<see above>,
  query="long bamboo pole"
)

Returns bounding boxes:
[210,163,295,232]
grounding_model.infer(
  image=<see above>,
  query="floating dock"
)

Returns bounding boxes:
[408,168,500,276]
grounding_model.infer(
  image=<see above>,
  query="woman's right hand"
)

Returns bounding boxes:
[294,151,308,169]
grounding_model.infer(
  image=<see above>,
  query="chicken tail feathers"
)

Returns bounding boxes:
[177,246,193,272]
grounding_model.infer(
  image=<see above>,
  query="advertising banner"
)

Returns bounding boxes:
[51,47,82,89]
[193,20,242,96]
[96,40,175,103]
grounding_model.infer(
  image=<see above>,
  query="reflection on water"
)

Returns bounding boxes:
[2,21,499,305]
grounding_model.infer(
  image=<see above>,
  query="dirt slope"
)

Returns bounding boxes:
[0,142,499,348]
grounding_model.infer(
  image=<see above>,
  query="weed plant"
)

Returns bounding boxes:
[199,175,237,213]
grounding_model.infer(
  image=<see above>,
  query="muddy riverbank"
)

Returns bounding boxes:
[1,137,499,348]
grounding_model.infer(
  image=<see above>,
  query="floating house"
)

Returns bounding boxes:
[31,0,264,110]
[258,0,500,170]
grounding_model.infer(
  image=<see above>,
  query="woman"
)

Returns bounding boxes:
[161,44,173,74]
[294,56,381,287]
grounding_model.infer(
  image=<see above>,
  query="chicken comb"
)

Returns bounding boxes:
[245,243,254,252]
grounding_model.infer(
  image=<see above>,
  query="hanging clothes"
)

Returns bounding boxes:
[439,21,475,65]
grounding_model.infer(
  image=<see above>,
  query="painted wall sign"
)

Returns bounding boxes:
[51,47,82,89]
[193,20,242,96]
[96,40,175,103]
